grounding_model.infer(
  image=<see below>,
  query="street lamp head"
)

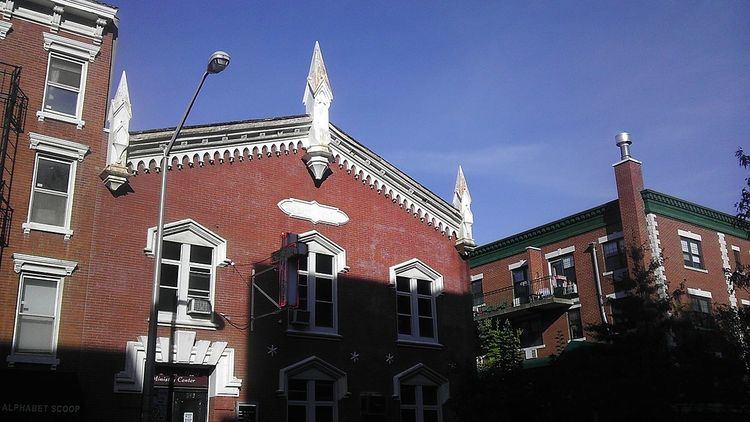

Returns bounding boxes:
[207,51,230,74]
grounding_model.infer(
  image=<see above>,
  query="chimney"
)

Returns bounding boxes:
[612,132,649,272]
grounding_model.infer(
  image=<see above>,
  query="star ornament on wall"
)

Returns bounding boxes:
[267,345,278,356]
[350,351,360,363]
[385,353,394,365]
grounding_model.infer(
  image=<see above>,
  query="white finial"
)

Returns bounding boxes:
[107,71,132,167]
[453,166,475,246]
[302,42,334,182]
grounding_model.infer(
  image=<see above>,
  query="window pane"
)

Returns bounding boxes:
[190,245,213,264]
[158,287,177,312]
[397,295,411,314]
[30,191,67,227]
[400,409,416,422]
[401,385,416,404]
[287,405,305,422]
[189,267,211,292]
[162,241,181,260]
[418,298,432,317]
[419,317,434,338]
[316,254,333,275]
[512,268,527,283]
[288,379,307,401]
[298,255,308,271]
[160,263,179,288]
[21,278,57,316]
[423,386,438,405]
[316,278,332,302]
[424,409,439,422]
[681,239,689,253]
[315,380,334,401]
[315,406,333,422]
[36,158,70,192]
[315,302,333,328]
[45,85,79,115]
[396,276,410,292]
[568,308,583,339]
[417,279,431,295]
[398,315,412,335]
[15,315,54,353]
[49,57,82,88]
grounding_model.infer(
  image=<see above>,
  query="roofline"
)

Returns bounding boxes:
[642,189,749,239]
[130,114,310,137]
[469,200,620,267]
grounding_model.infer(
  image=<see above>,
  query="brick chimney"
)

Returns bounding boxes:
[612,132,649,268]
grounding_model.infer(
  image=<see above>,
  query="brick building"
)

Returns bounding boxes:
[470,132,750,360]
[0,2,476,421]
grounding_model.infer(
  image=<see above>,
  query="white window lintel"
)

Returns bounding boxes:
[12,253,77,276]
[687,288,712,299]
[43,32,100,62]
[508,259,527,271]
[470,273,483,281]
[678,230,702,242]
[392,363,449,404]
[30,132,90,161]
[390,258,443,295]
[545,246,576,260]
[598,231,624,244]
[144,218,231,266]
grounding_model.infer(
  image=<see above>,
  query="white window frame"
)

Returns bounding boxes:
[393,363,449,422]
[36,32,100,128]
[277,356,347,422]
[470,273,484,311]
[680,235,706,272]
[287,379,337,422]
[145,219,230,330]
[22,133,89,239]
[390,259,443,345]
[7,253,77,367]
[288,231,346,336]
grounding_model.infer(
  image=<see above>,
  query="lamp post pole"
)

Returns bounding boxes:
[141,51,230,422]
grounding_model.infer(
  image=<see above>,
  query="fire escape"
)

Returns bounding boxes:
[0,62,28,247]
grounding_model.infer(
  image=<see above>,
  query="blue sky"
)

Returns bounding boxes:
[114,1,750,246]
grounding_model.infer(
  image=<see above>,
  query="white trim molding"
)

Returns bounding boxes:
[741,299,750,307]
[12,253,77,276]
[392,363,449,404]
[606,291,631,300]
[390,258,444,295]
[645,213,667,297]
[598,231,623,244]
[278,198,349,226]
[544,246,575,260]
[470,273,483,282]
[277,356,348,399]
[144,218,231,266]
[678,229,702,242]
[718,233,737,307]
[508,259,527,271]
[0,20,11,39]
[43,31,100,62]
[686,287,712,299]
[29,132,89,161]
[114,331,242,396]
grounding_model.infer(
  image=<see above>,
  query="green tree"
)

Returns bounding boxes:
[477,318,523,374]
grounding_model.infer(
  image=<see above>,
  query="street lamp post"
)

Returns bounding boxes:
[141,51,230,422]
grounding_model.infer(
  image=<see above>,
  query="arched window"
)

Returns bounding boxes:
[278,356,348,422]
[393,363,449,422]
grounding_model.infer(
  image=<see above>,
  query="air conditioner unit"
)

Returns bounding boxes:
[524,348,538,360]
[187,298,212,316]
[235,403,257,422]
[290,309,310,326]
[361,393,386,416]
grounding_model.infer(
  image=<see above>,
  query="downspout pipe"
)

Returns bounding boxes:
[589,242,608,325]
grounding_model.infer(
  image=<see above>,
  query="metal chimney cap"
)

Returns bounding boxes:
[615,132,631,146]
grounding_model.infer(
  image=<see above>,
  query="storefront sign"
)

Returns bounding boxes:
[153,371,209,388]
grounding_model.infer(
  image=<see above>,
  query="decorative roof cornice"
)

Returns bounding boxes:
[127,115,311,172]
[329,124,461,238]
[641,189,749,239]
[469,201,620,267]
[127,117,462,240]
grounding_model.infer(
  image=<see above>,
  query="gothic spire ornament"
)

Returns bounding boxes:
[302,41,334,182]
[453,165,476,253]
[100,71,132,191]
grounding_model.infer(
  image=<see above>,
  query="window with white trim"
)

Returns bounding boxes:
[681,237,704,269]
[8,253,77,366]
[287,379,336,422]
[23,133,89,238]
[391,259,443,344]
[43,54,85,119]
[158,240,214,321]
[567,308,584,340]
[400,384,440,422]
[145,219,230,328]
[290,231,345,335]
[28,155,73,229]
[602,238,627,272]
[470,275,484,307]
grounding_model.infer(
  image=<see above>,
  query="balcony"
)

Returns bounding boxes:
[474,275,578,320]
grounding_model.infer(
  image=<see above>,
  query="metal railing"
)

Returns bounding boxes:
[0,62,27,247]
[473,275,578,317]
